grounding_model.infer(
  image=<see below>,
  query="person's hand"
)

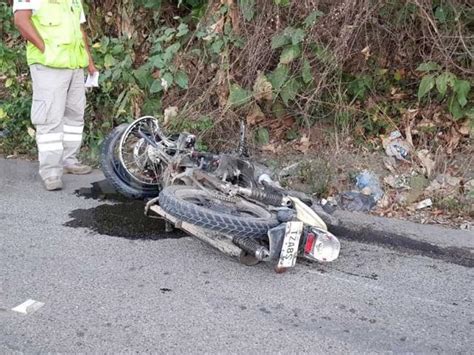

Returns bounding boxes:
[88,60,97,75]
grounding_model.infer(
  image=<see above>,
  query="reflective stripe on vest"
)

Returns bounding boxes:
[27,0,88,69]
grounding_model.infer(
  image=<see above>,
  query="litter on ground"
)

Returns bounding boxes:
[11,299,45,315]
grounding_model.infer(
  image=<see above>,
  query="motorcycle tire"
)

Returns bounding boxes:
[100,124,161,199]
[159,185,280,238]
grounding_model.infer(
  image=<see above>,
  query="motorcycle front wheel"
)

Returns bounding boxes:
[159,185,279,238]
[100,124,161,199]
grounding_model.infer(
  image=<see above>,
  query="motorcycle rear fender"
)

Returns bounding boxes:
[287,196,327,231]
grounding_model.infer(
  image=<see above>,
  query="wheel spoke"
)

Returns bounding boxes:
[118,117,164,186]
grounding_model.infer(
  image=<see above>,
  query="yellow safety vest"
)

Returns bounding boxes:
[27,0,88,69]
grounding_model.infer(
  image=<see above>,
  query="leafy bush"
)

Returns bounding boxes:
[416,62,472,120]
[0,2,34,154]
[1,0,472,158]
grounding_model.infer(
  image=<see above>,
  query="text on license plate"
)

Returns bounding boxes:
[278,221,304,268]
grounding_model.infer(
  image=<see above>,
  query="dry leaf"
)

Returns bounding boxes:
[416,149,435,178]
[224,0,240,34]
[27,127,36,138]
[391,92,408,100]
[261,143,278,153]
[383,156,398,174]
[377,194,391,209]
[215,69,228,107]
[203,17,224,41]
[295,135,311,153]
[446,126,461,154]
[253,72,273,102]
[163,106,178,125]
[246,104,265,126]
[361,46,370,60]
[458,119,470,136]
[403,109,417,147]
[416,118,436,129]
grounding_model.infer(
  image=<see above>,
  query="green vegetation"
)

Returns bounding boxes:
[1,0,472,159]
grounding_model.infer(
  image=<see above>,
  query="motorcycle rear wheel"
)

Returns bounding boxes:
[159,185,279,238]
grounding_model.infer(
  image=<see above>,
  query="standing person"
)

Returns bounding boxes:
[13,0,96,191]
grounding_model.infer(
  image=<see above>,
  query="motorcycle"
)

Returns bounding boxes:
[100,116,340,271]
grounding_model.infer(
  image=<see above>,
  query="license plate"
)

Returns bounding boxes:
[278,221,303,268]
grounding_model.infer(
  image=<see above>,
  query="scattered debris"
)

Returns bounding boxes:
[12,299,44,315]
[382,130,411,161]
[415,198,433,210]
[384,174,410,189]
[335,170,384,212]
[319,198,338,215]
[264,148,470,227]
[400,175,429,205]
[337,191,376,212]
[355,170,384,201]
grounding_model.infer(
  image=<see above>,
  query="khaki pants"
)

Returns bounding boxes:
[30,64,86,180]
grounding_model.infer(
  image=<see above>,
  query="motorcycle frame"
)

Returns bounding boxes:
[128,116,333,269]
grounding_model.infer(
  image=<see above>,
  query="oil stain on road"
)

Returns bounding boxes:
[64,180,185,240]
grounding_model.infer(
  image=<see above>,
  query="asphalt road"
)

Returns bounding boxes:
[1,158,473,353]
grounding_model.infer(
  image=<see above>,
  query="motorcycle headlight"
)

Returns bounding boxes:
[303,227,340,262]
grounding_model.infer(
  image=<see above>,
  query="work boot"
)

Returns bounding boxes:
[44,177,63,191]
[64,163,92,175]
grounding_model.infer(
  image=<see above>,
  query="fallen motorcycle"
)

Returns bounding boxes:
[100,116,340,271]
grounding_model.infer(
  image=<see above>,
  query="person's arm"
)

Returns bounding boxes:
[13,10,45,52]
[81,27,97,74]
